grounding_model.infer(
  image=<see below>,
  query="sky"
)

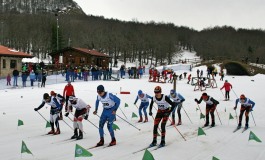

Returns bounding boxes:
[1,51,265,160]
[74,0,265,31]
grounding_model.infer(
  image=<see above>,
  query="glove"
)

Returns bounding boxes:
[84,114,88,120]
[164,111,171,116]
[250,107,253,111]
[65,112,69,117]
[194,98,198,103]
[233,106,237,110]
[180,99,185,103]
[93,111,97,115]
[149,112,152,116]
[34,108,38,111]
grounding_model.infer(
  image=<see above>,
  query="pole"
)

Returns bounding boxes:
[116,114,141,131]
[220,89,225,99]
[167,117,187,141]
[231,88,238,98]
[36,111,49,122]
[196,103,205,121]
[119,107,128,119]
[215,108,222,125]
[250,112,256,126]
[182,106,193,124]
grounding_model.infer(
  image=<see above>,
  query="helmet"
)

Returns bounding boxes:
[202,92,207,97]
[69,96,76,101]
[97,85,105,92]
[154,86,162,93]
[170,89,175,95]
[43,93,49,100]
[240,94,245,99]
[50,91,56,96]
[138,90,143,95]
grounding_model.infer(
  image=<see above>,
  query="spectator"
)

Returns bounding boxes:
[6,73,11,86]
[12,68,19,87]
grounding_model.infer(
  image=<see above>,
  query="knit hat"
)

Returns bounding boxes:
[97,85,105,92]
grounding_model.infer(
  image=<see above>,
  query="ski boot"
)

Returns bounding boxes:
[144,116,148,122]
[177,120,182,126]
[149,139,157,147]
[237,123,242,129]
[48,129,55,134]
[245,124,249,129]
[171,119,175,125]
[54,128,60,135]
[96,138,104,146]
[204,123,209,127]
[138,116,143,122]
[109,138,116,146]
[76,130,83,140]
[211,122,215,127]
[71,129,78,139]
[159,140,165,147]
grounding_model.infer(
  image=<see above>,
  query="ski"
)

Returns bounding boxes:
[103,144,116,148]
[153,145,165,150]
[233,127,241,133]
[242,127,249,133]
[132,145,156,154]
[86,145,104,150]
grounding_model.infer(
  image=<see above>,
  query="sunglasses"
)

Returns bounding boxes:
[154,91,161,94]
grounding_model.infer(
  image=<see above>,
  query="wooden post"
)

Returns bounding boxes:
[173,74,177,91]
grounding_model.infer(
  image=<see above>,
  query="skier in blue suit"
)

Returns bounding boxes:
[234,94,255,129]
[168,89,185,125]
[134,90,152,122]
[93,85,120,146]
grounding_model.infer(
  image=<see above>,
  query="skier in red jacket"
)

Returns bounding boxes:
[220,80,232,100]
[63,81,75,112]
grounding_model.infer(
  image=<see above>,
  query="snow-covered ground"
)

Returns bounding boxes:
[1,52,265,160]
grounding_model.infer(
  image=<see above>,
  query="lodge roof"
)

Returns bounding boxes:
[0,45,34,58]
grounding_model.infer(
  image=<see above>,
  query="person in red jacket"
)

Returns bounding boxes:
[63,81,75,112]
[220,80,232,101]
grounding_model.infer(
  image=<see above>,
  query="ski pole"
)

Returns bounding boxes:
[250,112,256,126]
[234,109,238,123]
[36,111,49,122]
[119,107,128,119]
[231,88,238,98]
[86,119,100,129]
[167,117,187,141]
[134,104,139,109]
[116,114,141,131]
[182,106,193,124]
[196,103,205,122]
[215,108,222,125]
[61,119,74,131]
[220,90,225,99]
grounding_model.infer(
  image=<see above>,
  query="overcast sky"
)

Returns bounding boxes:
[74,0,265,31]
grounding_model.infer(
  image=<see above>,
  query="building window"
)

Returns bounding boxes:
[80,57,86,63]
[3,59,6,68]
[10,60,17,69]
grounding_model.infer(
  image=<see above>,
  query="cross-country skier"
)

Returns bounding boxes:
[63,81,75,112]
[168,89,185,125]
[134,90,152,122]
[195,93,219,127]
[65,96,90,140]
[93,85,121,146]
[233,94,255,129]
[50,91,65,120]
[34,93,62,134]
[149,86,175,147]
[220,80,232,101]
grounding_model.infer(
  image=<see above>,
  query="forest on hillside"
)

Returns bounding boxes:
[0,0,265,65]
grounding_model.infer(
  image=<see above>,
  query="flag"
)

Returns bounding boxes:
[198,127,206,136]
[229,113,234,120]
[75,144,93,157]
[249,131,262,142]
[21,141,32,155]
[46,121,51,128]
[142,149,155,160]
[125,103,129,107]
[112,123,120,131]
[212,156,220,160]
[132,112,138,118]
[18,119,24,126]
[200,113,205,119]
